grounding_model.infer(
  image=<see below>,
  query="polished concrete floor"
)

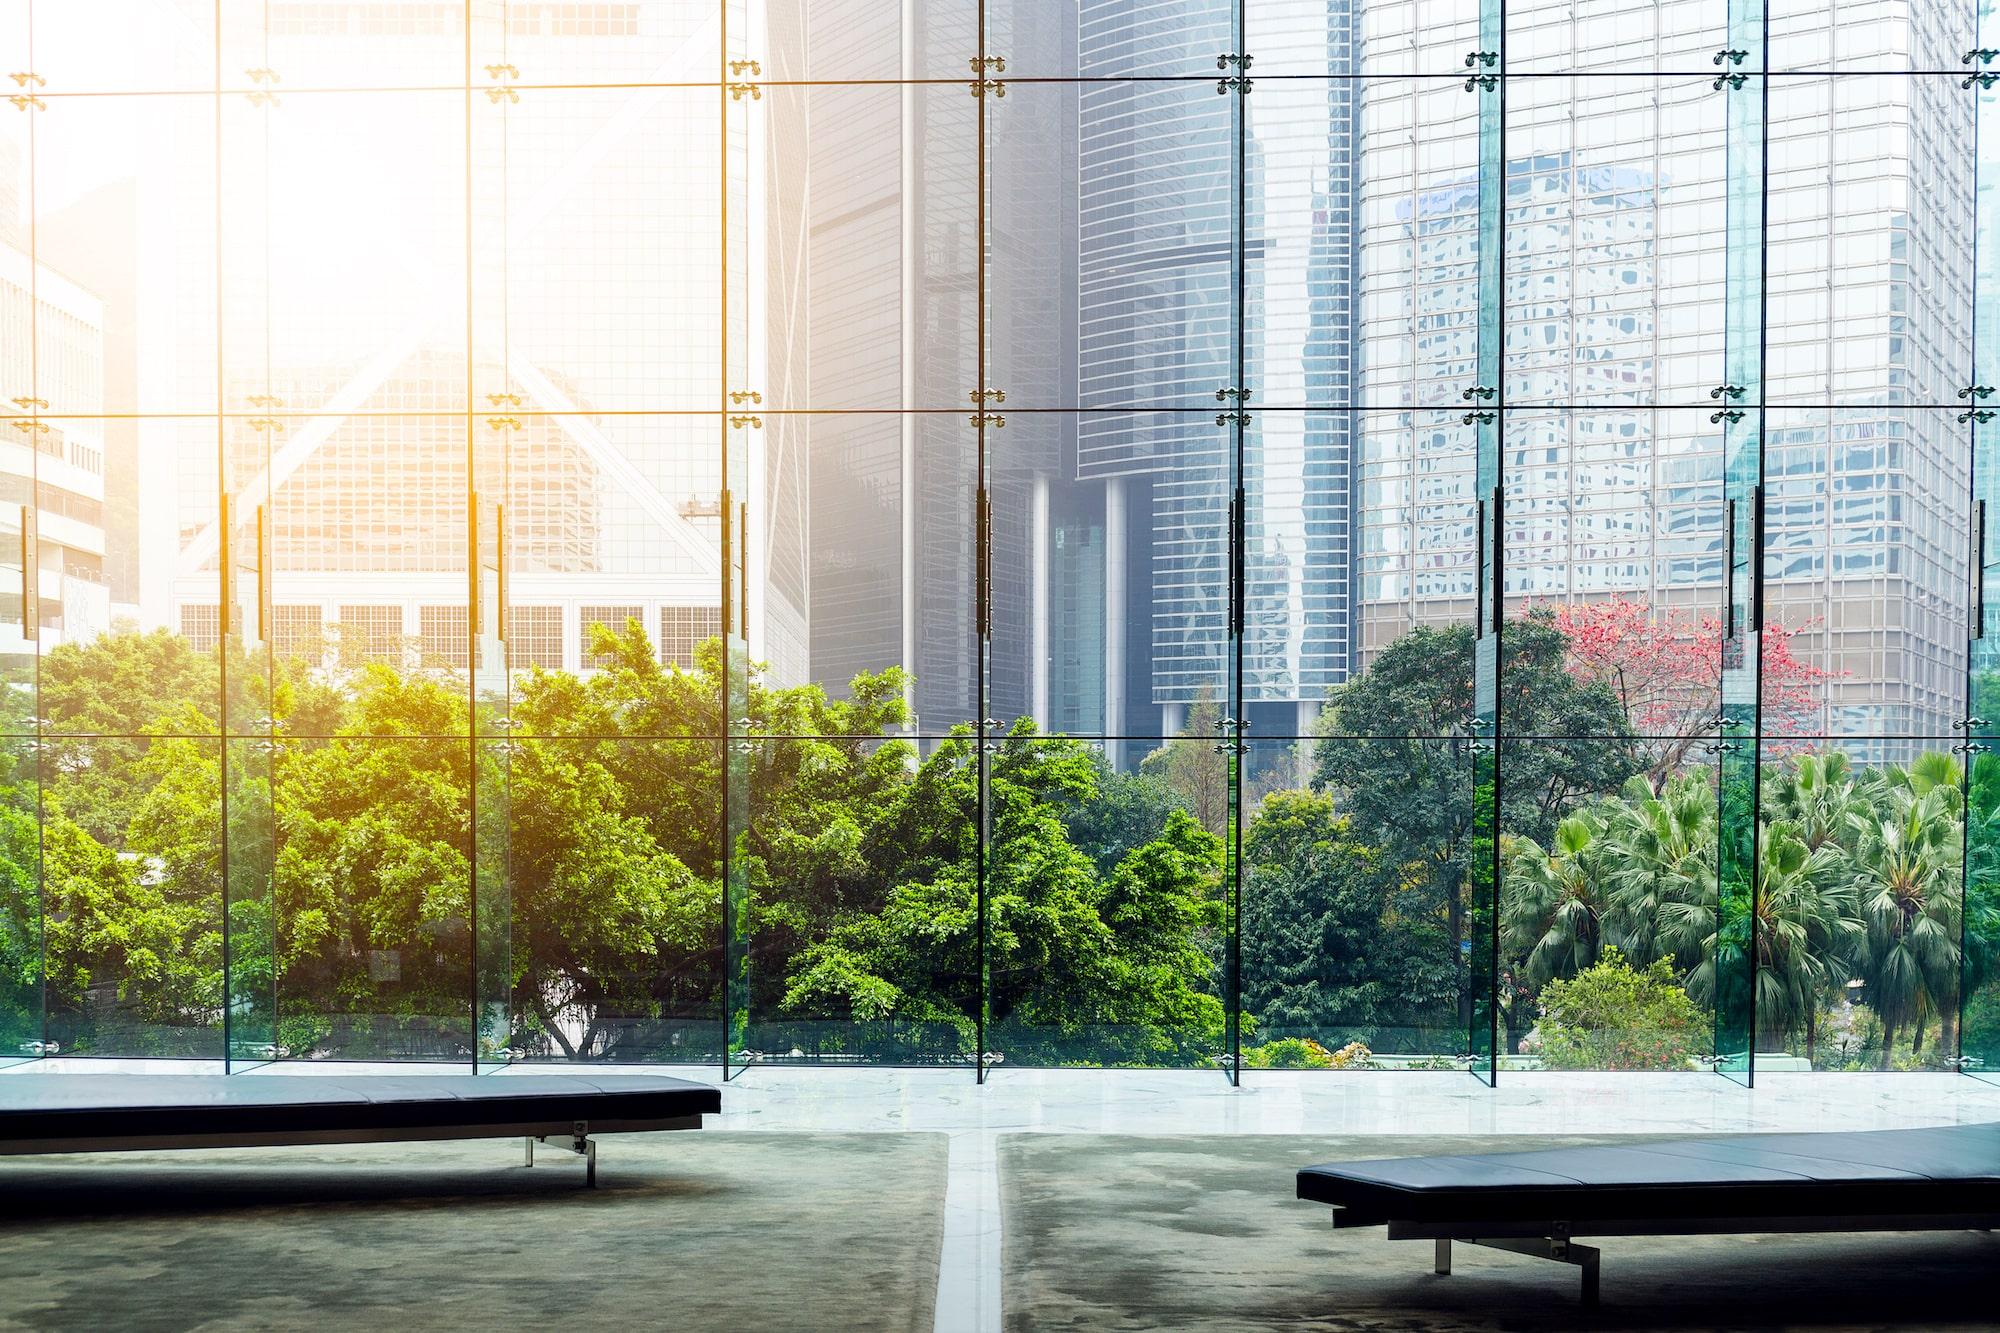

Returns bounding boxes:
[10,1060,2000,1331]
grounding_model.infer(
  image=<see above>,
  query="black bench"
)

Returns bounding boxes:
[0,1074,721,1187]
[1297,1125,2000,1305]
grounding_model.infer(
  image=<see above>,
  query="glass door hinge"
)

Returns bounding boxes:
[484,62,519,103]
[245,66,281,107]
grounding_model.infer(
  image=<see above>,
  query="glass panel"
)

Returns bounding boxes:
[474,86,719,415]
[473,495,510,1069]
[508,738,723,1064]
[473,0,721,90]
[1501,408,1727,738]
[1250,0,1464,79]
[1508,0,1725,73]
[1241,736,1476,1068]
[988,412,1233,745]
[997,0,1230,79]
[1768,0,1974,72]
[991,81,1234,413]
[1499,738,1719,1070]
[43,735,224,1059]
[1765,75,1976,407]
[734,735,977,1068]
[1468,0,1503,1084]
[258,413,470,737]
[224,734,277,1065]
[274,736,472,1062]
[30,91,217,418]
[1503,77,1727,408]
[25,0,213,95]
[1758,407,1974,740]
[222,91,466,418]
[1714,2,1767,1083]
[0,739,40,1062]
[742,82,977,413]
[749,0,977,83]
[1759,736,1962,1070]
[723,410,975,736]
[1251,78,1477,411]
[1960,43,2000,1082]
[220,0,463,92]
[985,734,1228,1069]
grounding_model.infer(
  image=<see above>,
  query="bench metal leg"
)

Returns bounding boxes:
[523,1122,595,1187]
[1434,1238,1451,1275]
[1458,1233,1600,1307]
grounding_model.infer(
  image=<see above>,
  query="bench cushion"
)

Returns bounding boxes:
[0,1074,720,1149]
[1297,1125,2000,1225]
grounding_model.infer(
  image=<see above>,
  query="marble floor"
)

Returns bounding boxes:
[11,1060,2000,1331]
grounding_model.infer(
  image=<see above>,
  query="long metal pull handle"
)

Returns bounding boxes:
[256,503,270,643]
[468,492,481,641]
[1724,497,1737,640]
[1474,497,1487,641]
[218,492,230,639]
[738,500,749,638]
[1977,499,1988,642]
[18,504,34,644]
[976,489,991,639]
[495,502,506,643]
[1749,482,1765,635]
[1230,487,1246,637]
[720,487,733,635]
[1491,485,1504,636]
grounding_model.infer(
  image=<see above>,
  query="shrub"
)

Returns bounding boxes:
[1534,948,1707,1071]
[1243,1037,1335,1069]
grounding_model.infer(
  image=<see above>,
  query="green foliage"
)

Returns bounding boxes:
[1241,1037,1337,1069]
[1533,948,1707,1071]
[0,617,1989,1076]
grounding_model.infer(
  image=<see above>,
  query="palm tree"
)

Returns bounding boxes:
[1848,776,1963,1067]
[1503,810,1608,989]
[1764,751,1859,856]
[1599,773,1715,974]
[1696,816,1856,1055]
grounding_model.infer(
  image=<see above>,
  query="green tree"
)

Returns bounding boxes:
[1533,947,1707,1071]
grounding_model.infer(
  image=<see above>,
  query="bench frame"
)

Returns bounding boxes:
[1330,1208,2000,1306]
[0,1113,706,1188]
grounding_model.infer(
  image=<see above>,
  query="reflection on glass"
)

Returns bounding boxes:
[1,0,1991,1076]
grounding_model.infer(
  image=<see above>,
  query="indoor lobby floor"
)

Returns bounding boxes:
[9,1061,2000,1331]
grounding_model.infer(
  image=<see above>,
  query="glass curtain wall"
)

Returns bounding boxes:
[0,0,1993,1081]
